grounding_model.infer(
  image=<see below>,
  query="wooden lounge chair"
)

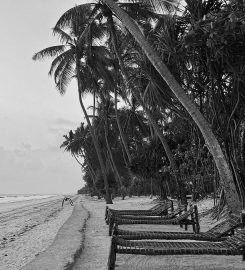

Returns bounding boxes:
[108,205,199,236]
[106,200,174,225]
[105,200,173,223]
[107,228,245,270]
[112,214,241,242]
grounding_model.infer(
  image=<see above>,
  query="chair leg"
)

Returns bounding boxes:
[112,223,118,236]
[191,212,196,233]
[105,206,108,220]
[242,246,245,261]
[109,217,115,236]
[109,217,114,236]
[108,236,117,270]
[161,209,168,216]
[106,213,110,225]
[194,205,200,233]
[185,221,188,231]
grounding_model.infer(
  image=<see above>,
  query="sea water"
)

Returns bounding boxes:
[0,194,55,204]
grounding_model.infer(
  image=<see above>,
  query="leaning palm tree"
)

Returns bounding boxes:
[33,6,113,203]
[98,0,241,213]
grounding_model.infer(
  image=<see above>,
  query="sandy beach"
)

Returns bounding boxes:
[1,195,245,270]
[0,195,76,270]
[73,196,245,270]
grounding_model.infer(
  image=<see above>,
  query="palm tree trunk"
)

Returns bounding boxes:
[107,14,132,164]
[114,89,132,163]
[80,151,97,185]
[108,13,130,105]
[93,88,96,125]
[133,91,184,200]
[76,58,112,204]
[102,0,241,213]
[73,152,101,198]
[104,124,123,189]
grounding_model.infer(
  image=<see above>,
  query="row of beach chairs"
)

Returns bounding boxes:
[105,199,245,270]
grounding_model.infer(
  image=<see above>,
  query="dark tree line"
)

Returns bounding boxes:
[34,0,245,213]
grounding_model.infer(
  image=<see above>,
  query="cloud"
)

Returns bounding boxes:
[0,145,83,194]
[47,145,61,152]
[22,143,32,151]
[48,126,71,134]
[51,117,78,127]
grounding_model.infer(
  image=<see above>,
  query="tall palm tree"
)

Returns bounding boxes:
[94,96,126,193]
[54,1,158,167]
[99,0,241,213]
[33,7,113,203]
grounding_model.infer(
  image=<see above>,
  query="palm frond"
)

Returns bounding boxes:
[52,26,73,44]
[32,45,66,61]
[55,4,92,29]
[124,0,179,13]
[120,2,159,20]
[148,0,179,13]
[48,49,74,76]
[54,55,75,95]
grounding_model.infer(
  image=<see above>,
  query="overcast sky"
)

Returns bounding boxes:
[0,0,92,194]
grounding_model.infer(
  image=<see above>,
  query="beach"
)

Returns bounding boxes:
[1,195,245,270]
[73,196,245,270]
[0,195,76,270]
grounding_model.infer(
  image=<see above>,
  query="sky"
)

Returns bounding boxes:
[0,0,92,194]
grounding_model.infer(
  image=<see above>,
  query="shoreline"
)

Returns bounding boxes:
[0,195,77,270]
[22,195,89,270]
[2,195,245,270]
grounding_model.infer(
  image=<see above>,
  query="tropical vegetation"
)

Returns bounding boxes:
[33,0,245,213]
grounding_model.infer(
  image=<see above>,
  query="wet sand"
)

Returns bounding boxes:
[0,195,76,270]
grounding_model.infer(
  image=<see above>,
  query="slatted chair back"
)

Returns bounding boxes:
[109,200,173,218]
[223,229,245,249]
[203,214,241,238]
[175,205,199,233]
[108,202,163,216]
[108,205,200,236]
[106,201,173,225]
[151,203,167,211]
[151,200,174,215]
[173,205,194,222]
[111,203,184,221]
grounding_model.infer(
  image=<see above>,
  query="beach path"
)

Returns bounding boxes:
[72,196,245,270]
[72,196,112,270]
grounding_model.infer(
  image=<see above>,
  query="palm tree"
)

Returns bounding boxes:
[33,7,113,203]
[94,96,127,195]
[99,0,241,213]
[60,126,99,195]
[54,1,158,167]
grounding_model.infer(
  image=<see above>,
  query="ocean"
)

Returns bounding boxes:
[0,194,55,204]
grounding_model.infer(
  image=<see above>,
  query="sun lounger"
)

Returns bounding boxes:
[105,200,173,223]
[107,228,245,270]
[108,205,199,236]
[112,214,241,241]
[105,200,174,225]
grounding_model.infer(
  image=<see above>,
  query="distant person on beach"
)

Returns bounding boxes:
[62,197,74,207]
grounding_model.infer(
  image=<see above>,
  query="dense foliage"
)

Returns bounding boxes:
[34,0,245,210]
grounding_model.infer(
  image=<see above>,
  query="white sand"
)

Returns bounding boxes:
[73,196,245,270]
[2,195,244,270]
[0,195,76,270]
